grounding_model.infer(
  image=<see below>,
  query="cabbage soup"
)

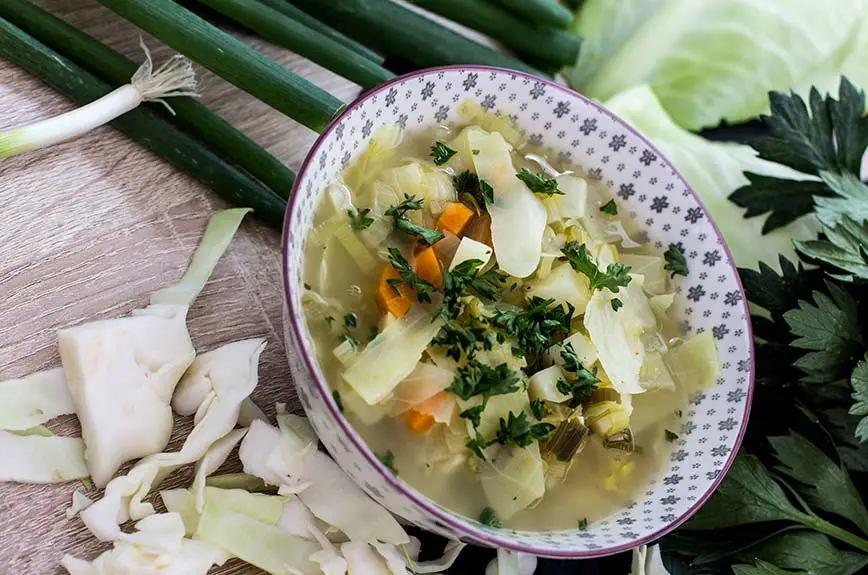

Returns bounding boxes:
[301,106,720,531]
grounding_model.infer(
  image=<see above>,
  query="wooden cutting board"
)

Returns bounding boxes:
[0,1,362,571]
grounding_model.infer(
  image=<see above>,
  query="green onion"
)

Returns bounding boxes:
[0,17,286,227]
[488,0,573,30]
[288,0,545,76]
[195,0,394,89]
[0,0,296,199]
[255,0,383,65]
[1,41,197,158]
[96,0,344,133]
[409,0,581,67]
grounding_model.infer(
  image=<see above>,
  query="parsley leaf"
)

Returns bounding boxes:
[561,241,632,293]
[812,171,868,228]
[385,194,444,246]
[740,255,821,319]
[347,208,374,230]
[665,429,679,442]
[387,247,436,303]
[340,332,360,348]
[491,297,573,367]
[578,518,588,531]
[732,559,806,575]
[453,170,493,213]
[850,358,868,443]
[343,313,357,328]
[324,316,336,329]
[769,430,868,534]
[459,404,486,428]
[440,258,504,320]
[376,450,398,475]
[663,244,689,278]
[448,360,521,402]
[430,141,457,165]
[530,399,546,420]
[516,168,563,197]
[783,281,863,383]
[796,214,868,282]
[479,506,501,528]
[493,411,555,448]
[728,78,868,233]
[433,321,494,360]
[558,343,599,401]
[610,298,623,311]
[599,199,618,215]
[332,390,344,413]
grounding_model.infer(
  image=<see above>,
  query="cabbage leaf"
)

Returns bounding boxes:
[0,368,74,431]
[0,431,88,483]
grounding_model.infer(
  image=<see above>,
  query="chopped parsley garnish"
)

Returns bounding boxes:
[491,297,573,367]
[332,390,344,413]
[531,399,546,420]
[439,258,505,320]
[340,332,360,348]
[600,199,618,215]
[376,450,398,475]
[343,312,357,328]
[433,321,494,361]
[430,141,457,165]
[449,360,522,402]
[664,244,689,278]
[453,170,494,212]
[324,316,335,328]
[493,410,555,448]
[561,241,632,293]
[611,298,624,311]
[479,506,501,528]
[385,194,445,246]
[347,208,374,230]
[516,168,563,197]
[578,518,588,531]
[387,247,436,303]
[472,148,481,155]
[665,429,680,442]
[557,343,600,401]
[368,325,379,342]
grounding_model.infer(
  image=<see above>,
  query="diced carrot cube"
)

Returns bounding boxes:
[437,202,476,236]
[406,409,436,434]
[414,246,443,288]
[376,265,412,318]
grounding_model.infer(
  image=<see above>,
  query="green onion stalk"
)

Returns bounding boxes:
[194,0,394,89]
[409,0,581,67]
[96,0,345,133]
[287,0,546,76]
[488,0,574,30]
[0,16,286,228]
[0,0,297,199]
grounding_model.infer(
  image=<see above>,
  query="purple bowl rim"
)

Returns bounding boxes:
[281,65,755,559]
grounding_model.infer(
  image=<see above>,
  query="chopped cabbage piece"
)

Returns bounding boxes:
[0,368,74,431]
[59,304,195,487]
[542,174,588,223]
[469,128,547,278]
[390,361,455,415]
[485,549,538,575]
[619,254,666,295]
[0,431,88,483]
[449,237,494,271]
[344,124,404,191]
[457,99,524,148]
[649,293,675,322]
[479,442,545,520]
[66,490,94,519]
[664,331,721,397]
[343,307,445,405]
[525,262,591,312]
[161,488,200,535]
[238,398,269,427]
[192,427,248,511]
[342,542,392,575]
[548,331,598,369]
[528,365,571,403]
[151,208,251,307]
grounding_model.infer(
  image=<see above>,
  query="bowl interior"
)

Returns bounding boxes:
[282,66,753,557]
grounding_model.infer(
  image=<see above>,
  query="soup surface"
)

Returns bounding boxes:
[302,103,719,531]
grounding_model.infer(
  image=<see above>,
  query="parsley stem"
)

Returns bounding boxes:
[801,514,868,553]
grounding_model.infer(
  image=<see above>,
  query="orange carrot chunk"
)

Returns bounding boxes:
[406,409,436,434]
[376,265,412,318]
[414,246,443,288]
[437,202,476,236]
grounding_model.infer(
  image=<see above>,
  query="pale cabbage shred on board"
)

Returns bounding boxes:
[319,117,721,526]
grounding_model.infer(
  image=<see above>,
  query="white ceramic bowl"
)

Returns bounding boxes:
[281,66,754,558]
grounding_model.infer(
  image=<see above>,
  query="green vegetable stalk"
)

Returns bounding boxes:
[193,0,395,89]
[0,0,297,199]
[488,0,573,30]
[409,0,581,67]
[287,0,545,76]
[0,16,286,227]
[96,0,345,133]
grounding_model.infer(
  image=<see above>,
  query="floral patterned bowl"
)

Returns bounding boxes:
[281,66,753,558]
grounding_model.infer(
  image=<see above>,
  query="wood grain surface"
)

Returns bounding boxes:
[0,1,362,571]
